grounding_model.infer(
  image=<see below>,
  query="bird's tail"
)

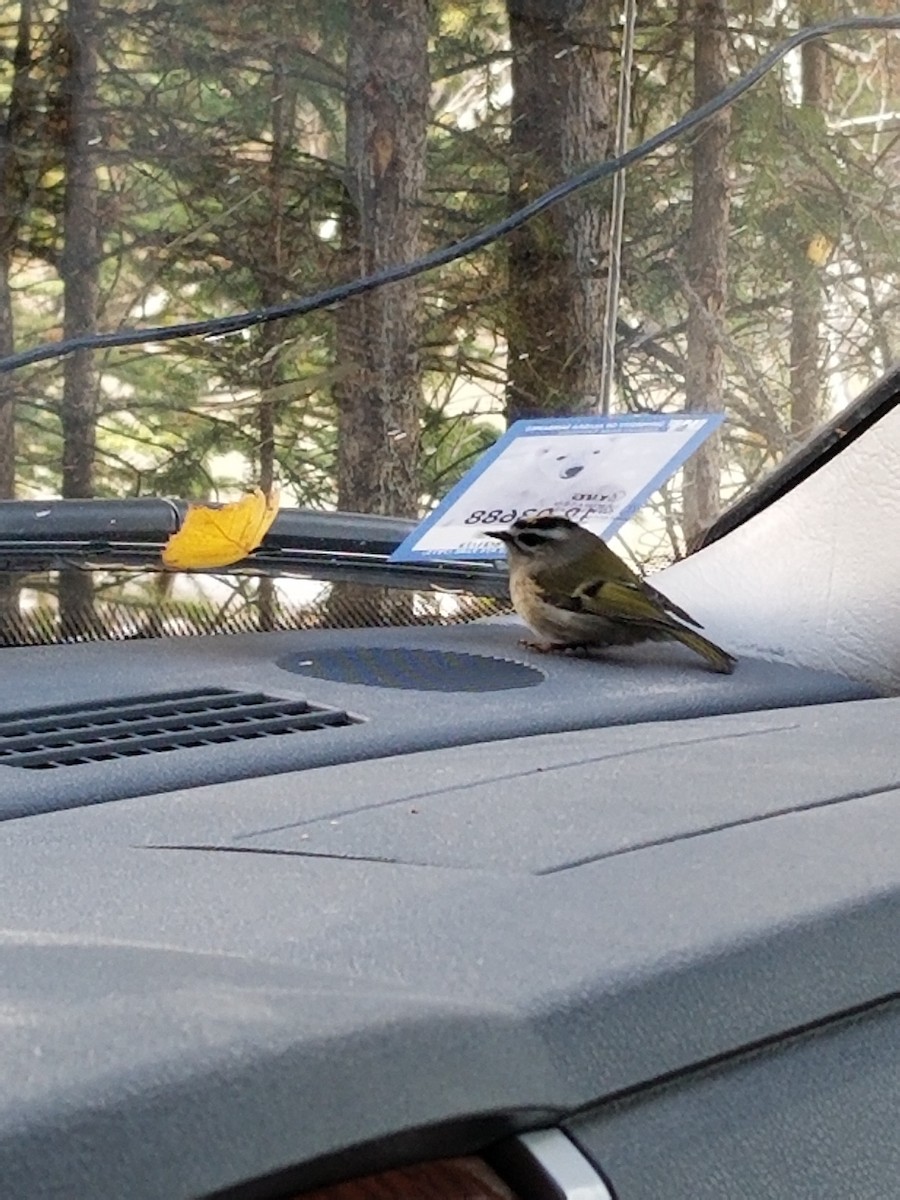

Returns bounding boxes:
[670,626,737,674]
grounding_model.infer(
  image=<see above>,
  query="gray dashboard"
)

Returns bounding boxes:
[0,620,874,819]
[0,621,897,1199]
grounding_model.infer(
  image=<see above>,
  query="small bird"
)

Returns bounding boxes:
[486,515,736,674]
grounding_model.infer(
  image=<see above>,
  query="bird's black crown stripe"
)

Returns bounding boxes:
[518,515,577,531]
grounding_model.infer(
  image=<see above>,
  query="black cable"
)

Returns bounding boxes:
[1,14,898,374]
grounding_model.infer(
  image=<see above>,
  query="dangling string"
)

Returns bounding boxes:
[599,0,637,415]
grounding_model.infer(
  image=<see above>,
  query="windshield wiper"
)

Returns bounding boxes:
[0,500,509,597]
[697,362,900,549]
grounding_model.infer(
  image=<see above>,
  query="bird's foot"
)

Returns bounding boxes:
[519,638,564,654]
[519,638,590,656]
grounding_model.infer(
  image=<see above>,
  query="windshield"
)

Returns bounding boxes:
[0,5,897,640]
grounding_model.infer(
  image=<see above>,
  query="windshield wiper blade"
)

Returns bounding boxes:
[697,362,900,549]
[0,500,509,597]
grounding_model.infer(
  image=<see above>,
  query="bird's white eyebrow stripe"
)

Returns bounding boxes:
[514,524,567,540]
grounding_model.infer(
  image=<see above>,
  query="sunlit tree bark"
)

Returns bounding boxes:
[59,0,100,631]
[683,0,730,547]
[789,22,828,446]
[505,0,612,422]
[0,0,32,502]
[0,0,33,633]
[334,0,429,517]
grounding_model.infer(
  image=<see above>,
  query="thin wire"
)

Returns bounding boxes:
[1,15,898,375]
[599,0,637,415]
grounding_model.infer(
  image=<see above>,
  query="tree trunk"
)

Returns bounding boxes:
[0,258,17,640]
[257,52,299,499]
[789,25,828,446]
[255,55,298,633]
[682,0,730,548]
[0,0,33,635]
[505,0,612,422]
[0,269,16,501]
[333,0,429,518]
[59,0,100,633]
[0,0,32,500]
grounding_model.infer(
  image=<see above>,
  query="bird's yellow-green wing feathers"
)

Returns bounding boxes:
[641,580,702,628]
[572,578,735,673]
[530,556,734,673]
[532,545,702,628]
[574,578,669,624]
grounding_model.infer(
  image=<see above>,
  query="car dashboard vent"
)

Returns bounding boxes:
[0,688,361,770]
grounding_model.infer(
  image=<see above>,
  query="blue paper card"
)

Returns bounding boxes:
[390,412,723,562]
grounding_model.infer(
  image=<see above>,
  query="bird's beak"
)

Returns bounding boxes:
[485,529,512,543]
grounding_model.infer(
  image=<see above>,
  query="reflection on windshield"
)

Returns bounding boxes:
[0,6,897,638]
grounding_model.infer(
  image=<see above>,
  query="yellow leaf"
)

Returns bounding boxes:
[38,166,65,189]
[162,488,280,570]
[806,233,833,266]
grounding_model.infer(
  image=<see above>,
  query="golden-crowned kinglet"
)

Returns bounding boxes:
[487,515,735,674]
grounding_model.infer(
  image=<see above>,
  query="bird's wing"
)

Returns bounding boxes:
[572,577,684,628]
[532,555,704,629]
[531,561,607,613]
[640,580,703,628]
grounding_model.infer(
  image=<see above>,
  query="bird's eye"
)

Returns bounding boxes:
[516,532,544,549]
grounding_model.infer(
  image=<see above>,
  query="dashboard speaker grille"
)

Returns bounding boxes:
[0,687,360,769]
[278,647,545,691]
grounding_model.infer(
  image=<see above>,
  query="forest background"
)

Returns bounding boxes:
[0,0,897,629]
